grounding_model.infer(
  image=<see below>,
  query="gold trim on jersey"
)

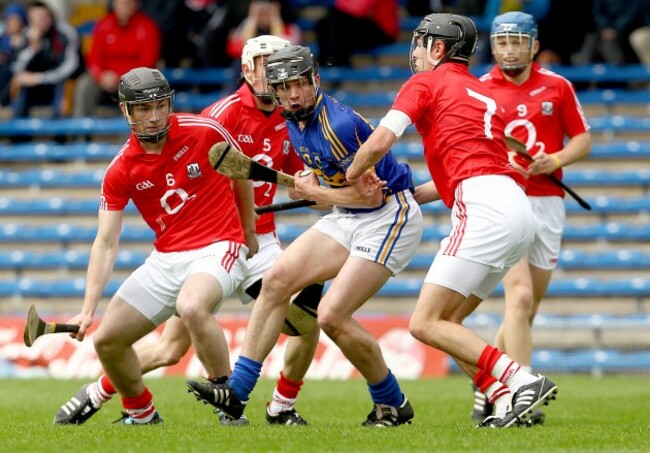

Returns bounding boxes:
[319,108,348,161]
[377,191,409,265]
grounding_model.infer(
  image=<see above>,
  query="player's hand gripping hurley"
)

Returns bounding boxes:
[23,304,80,347]
[505,136,591,211]
[209,142,318,213]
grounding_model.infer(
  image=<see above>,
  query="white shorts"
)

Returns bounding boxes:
[117,241,248,325]
[312,190,423,275]
[425,175,534,298]
[236,231,283,304]
[527,196,565,270]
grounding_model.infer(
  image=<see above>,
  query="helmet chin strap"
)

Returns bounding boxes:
[245,73,275,105]
[501,66,527,77]
[136,125,171,143]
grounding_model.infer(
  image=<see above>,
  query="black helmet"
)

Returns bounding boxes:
[266,45,319,122]
[410,13,478,72]
[119,67,174,143]
[266,45,318,84]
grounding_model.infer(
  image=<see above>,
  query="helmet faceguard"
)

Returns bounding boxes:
[241,35,291,103]
[119,67,174,143]
[490,12,538,77]
[266,45,319,122]
[410,13,478,73]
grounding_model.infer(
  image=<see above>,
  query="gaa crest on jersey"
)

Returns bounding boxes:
[186,162,202,179]
[283,140,290,155]
[300,146,312,166]
[541,101,554,116]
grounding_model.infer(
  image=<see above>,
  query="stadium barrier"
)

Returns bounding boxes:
[0,315,447,379]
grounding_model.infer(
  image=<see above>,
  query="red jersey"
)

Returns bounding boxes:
[100,114,244,252]
[201,84,304,234]
[334,0,399,39]
[86,11,161,82]
[392,63,525,208]
[480,63,590,196]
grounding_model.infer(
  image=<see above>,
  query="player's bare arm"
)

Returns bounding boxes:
[232,179,259,258]
[413,181,440,205]
[293,169,383,209]
[528,131,591,176]
[68,209,124,341]
[346,126,397,182]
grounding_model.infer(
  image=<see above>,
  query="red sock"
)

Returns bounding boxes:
[121,387,155,422]
[478,345,503,372]
[277,371,303,399]
[99,375,117,396]
[473,369,497,393]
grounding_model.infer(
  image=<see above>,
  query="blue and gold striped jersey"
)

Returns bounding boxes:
[286,90,414,213]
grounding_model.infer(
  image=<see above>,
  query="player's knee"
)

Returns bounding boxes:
[408,318,426,343]
[316,308,344,338]
[93,328,122,357]
[260,268,294,301]
[507,286,534,315]
[175,303,204,325]
[409,315,439,346]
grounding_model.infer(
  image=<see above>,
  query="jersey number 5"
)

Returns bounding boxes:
[466,88,497,139]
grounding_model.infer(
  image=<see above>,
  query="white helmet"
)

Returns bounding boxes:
[241,35,291,73]
[241,35,291,102]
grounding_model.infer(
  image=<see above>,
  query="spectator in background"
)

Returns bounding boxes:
[536,0,593,66]
[140,0,192,67]
[573,0,645,65]
[0,3,27,106]
[72,0,160,117]
[225,0,300,62]
[10,0,79,118]
[185,0,219,65]
[629,3,650,66]
[316,0,398,67]
[196,0,251,68]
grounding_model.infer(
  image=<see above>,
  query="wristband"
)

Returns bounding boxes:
[550,154,561,169]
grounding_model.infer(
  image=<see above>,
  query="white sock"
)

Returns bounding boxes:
[87,382,110,409]
[485,382,512,418]
[126,402,156,424]
[267,389,295,416]
[521,365,533,374]
[491,354,537,393]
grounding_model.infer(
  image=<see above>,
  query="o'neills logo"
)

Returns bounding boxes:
[503,365,517,382]
[173,145,189,161]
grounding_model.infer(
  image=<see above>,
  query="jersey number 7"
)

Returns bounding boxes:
[466,88,497,139]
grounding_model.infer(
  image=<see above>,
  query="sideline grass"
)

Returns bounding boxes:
[1,375,649,452]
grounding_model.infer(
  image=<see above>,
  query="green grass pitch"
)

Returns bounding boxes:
[1,375,648,452]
